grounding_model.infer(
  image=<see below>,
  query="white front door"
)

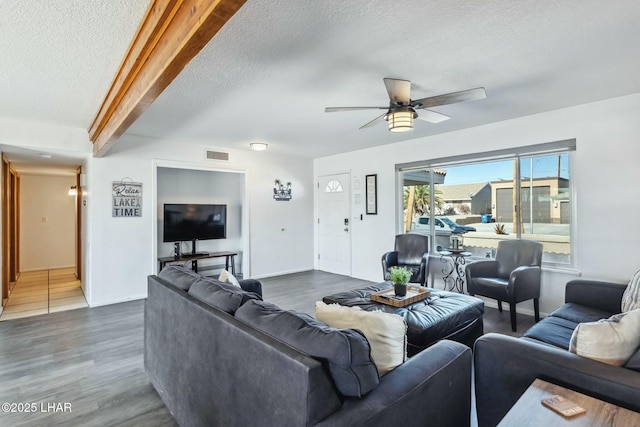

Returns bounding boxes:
[318,173,351,276]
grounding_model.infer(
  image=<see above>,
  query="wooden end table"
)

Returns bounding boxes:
[497,378,640,426]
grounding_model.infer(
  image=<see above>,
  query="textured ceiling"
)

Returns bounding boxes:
[0,0,150,168]
[0,0,150,128]
[126,0,640,158]
[2,0,640,161]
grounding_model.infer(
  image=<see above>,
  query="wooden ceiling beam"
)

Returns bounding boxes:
[89,0,247,157]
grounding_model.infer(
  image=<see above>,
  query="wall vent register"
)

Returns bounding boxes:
[206,150,230,161]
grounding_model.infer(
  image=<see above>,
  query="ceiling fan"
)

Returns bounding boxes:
[325,78,486,133]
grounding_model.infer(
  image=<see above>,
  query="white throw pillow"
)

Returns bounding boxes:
[622,270,640,312]
[315,301,407,375]
[218,269,241,288]
[569,308,640,366]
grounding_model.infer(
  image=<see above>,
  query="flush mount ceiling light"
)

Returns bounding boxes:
[386,108,417,133]
[250,142,268,151]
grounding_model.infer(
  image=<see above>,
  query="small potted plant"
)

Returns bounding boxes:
[388,266,412,297]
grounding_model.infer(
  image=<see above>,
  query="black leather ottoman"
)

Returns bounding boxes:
[323,282,484,356]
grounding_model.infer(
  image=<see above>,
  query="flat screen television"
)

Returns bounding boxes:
[163,204,227,244]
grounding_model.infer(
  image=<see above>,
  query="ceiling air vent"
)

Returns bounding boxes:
[205,150,229,161]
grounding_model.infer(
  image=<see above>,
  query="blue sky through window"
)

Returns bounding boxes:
[439,154,569,185]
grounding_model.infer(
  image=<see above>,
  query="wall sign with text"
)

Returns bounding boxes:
[366,174,377,215]
[112,181,142,217]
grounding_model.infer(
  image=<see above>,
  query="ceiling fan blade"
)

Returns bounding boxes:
[412,87,486,109]
[325,106,388,113]
[383,78,411,105]
[417,109,450,124]
[359,112,388,129]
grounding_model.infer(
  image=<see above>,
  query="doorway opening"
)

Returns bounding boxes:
[0,149,86,320]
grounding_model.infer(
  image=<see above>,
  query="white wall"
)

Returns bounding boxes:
[314,92,640,315]
[82,134,314,306]
[0,117,91,154]
[0,117,314,308]
[157,167,244,270]
[19,174,76,271]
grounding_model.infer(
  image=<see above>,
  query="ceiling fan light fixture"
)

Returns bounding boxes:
[325,78,485,132]
[387,109,415,133]
[250,142,268,151]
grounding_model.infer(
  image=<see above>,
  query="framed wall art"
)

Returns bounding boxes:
[365,174,377,215]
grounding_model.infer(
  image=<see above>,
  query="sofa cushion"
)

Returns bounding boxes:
[158,265,202,291]
[550,303,615,324]
[569,308,640,366]
[315,301,406,375]
[474,277,508,288]
[188,277,261,314]
[523,315,578,350]
[622,270,640,312]
[218,269,241,288]
[235,299,379,397]
[625,348,640,372]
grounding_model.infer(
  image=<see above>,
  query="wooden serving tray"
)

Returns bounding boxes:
[370,285,430,307]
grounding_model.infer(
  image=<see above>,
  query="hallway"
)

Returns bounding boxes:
[0,268,87,321]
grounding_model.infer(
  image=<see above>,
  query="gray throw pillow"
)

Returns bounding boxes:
[158,265,202,291]
[188,277,261,314]
[235,300,379,397]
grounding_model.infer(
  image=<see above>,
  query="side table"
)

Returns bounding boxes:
[439,250,472,293]
[498,378,640,426]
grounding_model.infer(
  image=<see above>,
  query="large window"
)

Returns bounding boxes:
[399,143,573,266]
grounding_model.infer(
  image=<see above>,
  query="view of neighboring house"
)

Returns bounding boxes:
[492,177,570,224]
[435,177,570,224]
[437,183,492,215]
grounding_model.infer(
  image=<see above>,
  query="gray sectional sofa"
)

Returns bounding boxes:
[145,266,473,427]
[474,279,640,427]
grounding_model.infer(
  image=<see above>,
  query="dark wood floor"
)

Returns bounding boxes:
[0,270,535,426]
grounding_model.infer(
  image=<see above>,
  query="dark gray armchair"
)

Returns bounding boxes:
[382,234,429,286]
[466,239,542,331]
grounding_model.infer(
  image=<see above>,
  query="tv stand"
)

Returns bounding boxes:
[158,251,238,275]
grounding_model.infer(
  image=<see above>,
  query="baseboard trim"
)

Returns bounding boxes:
[20,265,76,273]
[479,298,549,319]
[251,268,314,280]
[87,293,147,308]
